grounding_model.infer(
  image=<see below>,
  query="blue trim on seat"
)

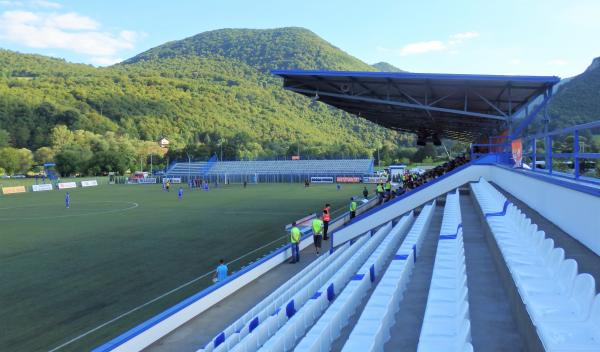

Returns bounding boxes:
[412,244,417,263]
[351,274,365,281]
[248,317,259,333]
[286,300,295,318]
[214,332,225,348]
[440,223,463,239]
[327,283,335,302]
[369,264,375,282]
[311,291,322,299]
[394,254,409,260]
[271,307,280,316]
[485,200,511,217]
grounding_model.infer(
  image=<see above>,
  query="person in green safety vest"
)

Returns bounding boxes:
[376,183,384,204]
[349,197,358,219]
[289,222,301,264]
[385,180,392,201]
[311,216,324,255]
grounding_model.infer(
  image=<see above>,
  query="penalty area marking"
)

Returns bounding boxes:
[47,234,288,352]
[0,201,139,221]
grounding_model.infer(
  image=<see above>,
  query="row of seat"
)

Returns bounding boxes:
[166,159,373,177]
[341,201,437,351]
[255,219,404,351]
[471,178,600,351]
[199,238,347,351]
[223,220,395,352]
[418,190,473,352]
[199,232,371,351]
[295,212,415,352]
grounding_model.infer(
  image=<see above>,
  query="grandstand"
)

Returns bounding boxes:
[165,159,374,183]
[92,72,600,352]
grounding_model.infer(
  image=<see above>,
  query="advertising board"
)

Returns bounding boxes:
[2,186,26,194]
[336,176,361,183]
[310,176,334,184]
[81,180,98,187]
[32,184,53,192]
[58,182,77,189]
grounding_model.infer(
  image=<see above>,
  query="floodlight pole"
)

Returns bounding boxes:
[186,152,191,182]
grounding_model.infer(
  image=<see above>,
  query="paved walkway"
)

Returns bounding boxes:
[460,192,525,351]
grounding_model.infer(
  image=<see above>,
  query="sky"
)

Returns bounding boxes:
[0,0,599,78]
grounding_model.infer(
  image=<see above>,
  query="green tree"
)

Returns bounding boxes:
[0,147,20,174]
[0,129,10,147]
[34,146,55,164]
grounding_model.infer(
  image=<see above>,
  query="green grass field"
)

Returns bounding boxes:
[0,182,365,351]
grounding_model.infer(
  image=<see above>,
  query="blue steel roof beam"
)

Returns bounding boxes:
[349,77,387,101]
[428,92,457,107]
[286,87,508,121]
[494,82,510,107]
[472,90,508,117]
[312,75,345,95]
[387,78,434,120]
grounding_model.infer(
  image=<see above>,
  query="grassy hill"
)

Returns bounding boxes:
[0,28,410,175]
[549,57,600,129]
[125,27,376,72]
[372,61,405,72]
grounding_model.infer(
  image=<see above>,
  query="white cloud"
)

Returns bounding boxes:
[0,10,140,65]
[381,31,479,57]
[89,56,123,66]
[399,40,445,56]
[30,0,61,8]
[547,59,568,66]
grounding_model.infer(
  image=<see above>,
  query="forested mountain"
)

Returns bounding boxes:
[126,27,376,72]
[549,57,600,129]
[372,62,405,72]
[0,28,414,176]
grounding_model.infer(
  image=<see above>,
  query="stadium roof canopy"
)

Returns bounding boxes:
[272,70,560,142]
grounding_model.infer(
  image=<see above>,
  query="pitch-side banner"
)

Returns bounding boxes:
[138,178,157,184]
[310,176,333,184]
[58,182,77,189]
[363,176,387,184]
[2,185,26,194]
[81,180,98,187]
[511,139,523,168]
[336,176,361,183]
[32,184,53,192]
[163,177,181,183]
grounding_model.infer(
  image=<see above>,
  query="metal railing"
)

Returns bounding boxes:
[471,120,600,183]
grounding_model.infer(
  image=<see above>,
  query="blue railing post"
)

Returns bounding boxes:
[546,135,553,174]
[532,139,537,170]
[574,130,580,179]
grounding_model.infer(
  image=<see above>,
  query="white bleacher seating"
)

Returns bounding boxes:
[255,217,407,351]
[471,178,600,351]
[418,189,473,352]
[167,159,373,177]
[341,201,437,352]
[295,213,415,352]
[199,232,372,351]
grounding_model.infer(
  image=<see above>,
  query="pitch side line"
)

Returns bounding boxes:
[47,234,288,352]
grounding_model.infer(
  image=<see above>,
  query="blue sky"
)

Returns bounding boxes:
[0,0,599,78]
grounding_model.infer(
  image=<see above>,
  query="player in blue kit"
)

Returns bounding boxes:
[65,192,70,209]
[178,186,184,200]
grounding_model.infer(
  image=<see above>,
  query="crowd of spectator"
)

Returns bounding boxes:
[400,155,469,192]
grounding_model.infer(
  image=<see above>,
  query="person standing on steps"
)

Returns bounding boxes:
[311,216,324,255]
[289,222,301,264]
[349,197,357,219]
[363,186,369,200]
[322,203,331,240]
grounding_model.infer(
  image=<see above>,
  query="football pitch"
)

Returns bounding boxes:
[0,182,365,352]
